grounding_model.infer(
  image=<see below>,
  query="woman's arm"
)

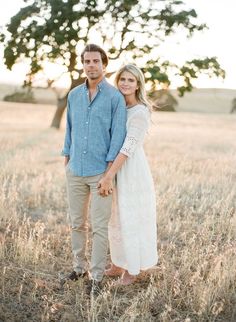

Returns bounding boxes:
[98,108,149,197]
[98,153,128,196]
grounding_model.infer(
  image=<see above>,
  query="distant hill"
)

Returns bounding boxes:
[0,83,235,113]
[171,88,236,114]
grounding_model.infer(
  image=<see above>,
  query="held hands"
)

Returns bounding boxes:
[97,176,113,197]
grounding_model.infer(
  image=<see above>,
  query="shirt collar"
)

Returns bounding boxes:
[84,77,107,91]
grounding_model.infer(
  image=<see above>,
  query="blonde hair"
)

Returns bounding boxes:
[115,64,152,112]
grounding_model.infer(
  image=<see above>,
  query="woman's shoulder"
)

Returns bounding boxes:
[128,105,151,128]
[130,104,150,117]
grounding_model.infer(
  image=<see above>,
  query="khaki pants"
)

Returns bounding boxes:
[66,168,113,281]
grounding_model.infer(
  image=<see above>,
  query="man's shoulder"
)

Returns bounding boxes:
[103,80,122,98]
[68,84,84,98]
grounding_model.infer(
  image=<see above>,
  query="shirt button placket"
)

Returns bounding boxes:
[83,104,90,169]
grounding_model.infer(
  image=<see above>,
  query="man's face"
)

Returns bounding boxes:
[83,51,105,80]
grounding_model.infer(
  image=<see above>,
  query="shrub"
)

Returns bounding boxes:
[4,89,36,103]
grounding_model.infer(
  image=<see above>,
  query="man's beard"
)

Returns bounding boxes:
[89,75,100,79]
[88,71,100,79]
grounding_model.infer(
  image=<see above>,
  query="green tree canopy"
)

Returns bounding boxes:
[0,0,225,127]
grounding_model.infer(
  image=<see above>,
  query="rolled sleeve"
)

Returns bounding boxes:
[106,93,127,161]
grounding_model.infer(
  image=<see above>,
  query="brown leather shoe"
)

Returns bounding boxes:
[60,270,87,285]
[67,270,87,281]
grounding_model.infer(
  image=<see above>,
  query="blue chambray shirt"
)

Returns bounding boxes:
[61,78,127,176]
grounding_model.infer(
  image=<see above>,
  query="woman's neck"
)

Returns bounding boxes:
[125,96,138,108]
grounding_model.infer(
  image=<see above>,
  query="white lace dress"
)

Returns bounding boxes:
[109,104,158,275]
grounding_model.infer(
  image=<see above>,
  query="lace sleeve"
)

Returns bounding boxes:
[120,109,150,157]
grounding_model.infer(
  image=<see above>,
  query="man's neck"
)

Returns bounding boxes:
[87,76,104,90]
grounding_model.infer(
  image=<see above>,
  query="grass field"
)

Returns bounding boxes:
[0,101,236,321]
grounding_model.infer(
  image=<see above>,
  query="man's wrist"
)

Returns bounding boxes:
[64,156,70,165]
[105,161,113,172]
[107,161,113,167]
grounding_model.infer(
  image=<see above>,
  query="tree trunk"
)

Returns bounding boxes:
[50,95,68,129]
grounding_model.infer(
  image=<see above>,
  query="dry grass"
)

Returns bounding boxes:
[0,102,236,322]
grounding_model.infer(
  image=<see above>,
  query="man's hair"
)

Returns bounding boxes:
[81,44,108,67]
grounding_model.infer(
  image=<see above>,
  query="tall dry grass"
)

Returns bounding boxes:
[0,102,235,321]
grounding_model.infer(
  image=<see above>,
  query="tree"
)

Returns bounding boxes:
[148,89,178,112]
[3,88,36,103]
[0,0,225,128]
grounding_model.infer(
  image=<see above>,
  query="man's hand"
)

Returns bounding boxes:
[97,176,113,197]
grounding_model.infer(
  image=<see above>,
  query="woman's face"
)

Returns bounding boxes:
[117,71,138,97]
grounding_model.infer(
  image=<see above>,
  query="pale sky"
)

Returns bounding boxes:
[0,0,235,89]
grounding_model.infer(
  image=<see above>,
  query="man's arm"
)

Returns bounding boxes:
[61,98,72,164]
[105,93,127,162]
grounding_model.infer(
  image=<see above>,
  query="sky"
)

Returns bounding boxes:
[0,0,235,89]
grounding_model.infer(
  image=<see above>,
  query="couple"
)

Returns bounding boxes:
[62,44,158,295]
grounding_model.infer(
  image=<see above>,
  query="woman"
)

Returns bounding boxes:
[98,64,158,285]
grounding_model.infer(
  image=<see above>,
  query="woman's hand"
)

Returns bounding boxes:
[97,176,113,197]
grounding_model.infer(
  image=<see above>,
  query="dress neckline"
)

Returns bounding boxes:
[127,103,138,109]
[127,104,146,111]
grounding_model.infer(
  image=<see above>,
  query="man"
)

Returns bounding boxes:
[61,44,127,295]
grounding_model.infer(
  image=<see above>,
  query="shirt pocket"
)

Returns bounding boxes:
[91,104,111,126]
